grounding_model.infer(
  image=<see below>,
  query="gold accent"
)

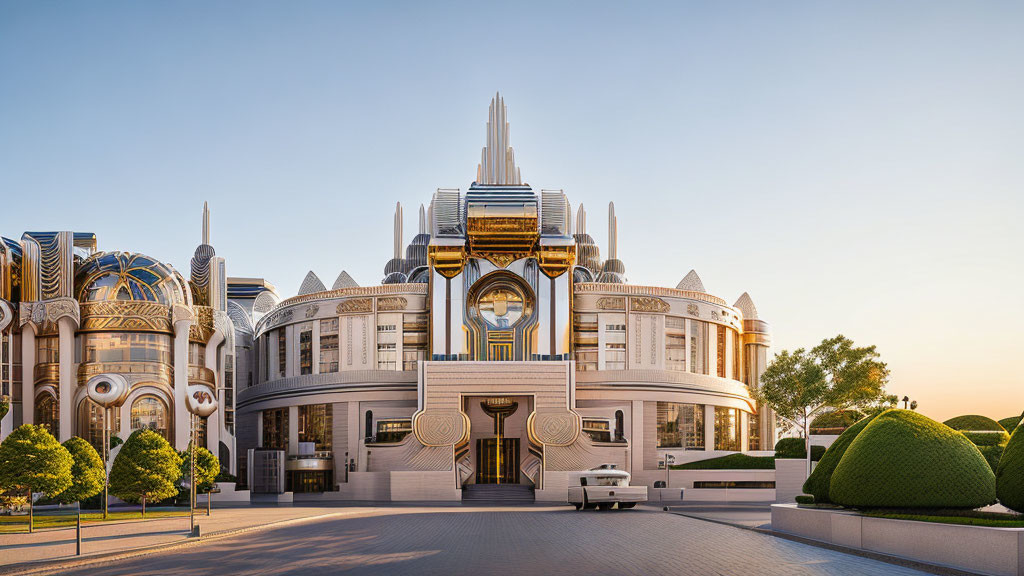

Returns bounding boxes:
[76,361,173,388]
[377,296,408,311]
[575,282,728,307]
[412,409,471,447]
[466,204,540,265]
[596,296,626,311]
[188,364,216,387]
[79,301,172,334]
[537,245,576,278]
[189,305,215,343]
[34,363,60,385]
[337,298,372,314]
[428,245,467,278]
[630,296,670,313]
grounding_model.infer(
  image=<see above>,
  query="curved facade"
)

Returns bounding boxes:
[229,94,775,500]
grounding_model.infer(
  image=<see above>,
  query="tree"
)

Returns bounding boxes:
[108,429,182,517]
[179,443,219,496]
[57,437,105,506]
[0,425,73,530]
[754,335,890,475]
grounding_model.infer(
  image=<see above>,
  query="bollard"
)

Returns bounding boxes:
[191,524,201,538]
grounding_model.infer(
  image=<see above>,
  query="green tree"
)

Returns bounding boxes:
[754,335,890,475]
[0,425,73,530]
[57,437,105,506]
[179,443,220,495]
[108,429,182,516]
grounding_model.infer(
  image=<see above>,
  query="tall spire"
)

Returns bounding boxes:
[608,202,618,260]
[476,92,522,186]
[202,201,210,245]
[418,204,427,235]
[576,204,587,235]
[393,202,403,260]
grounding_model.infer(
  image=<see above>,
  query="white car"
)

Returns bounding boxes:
[567,465,648,510]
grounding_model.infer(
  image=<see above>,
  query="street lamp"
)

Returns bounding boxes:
[185,383,217,536]
[86,374,129,520]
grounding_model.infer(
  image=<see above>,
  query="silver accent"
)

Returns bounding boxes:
[476,92,522,186]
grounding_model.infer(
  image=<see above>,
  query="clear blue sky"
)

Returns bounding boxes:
[1,1,1022,421]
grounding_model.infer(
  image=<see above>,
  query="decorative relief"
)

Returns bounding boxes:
[0,299,11,331]
[337,298,373,314]
[361,321,367,365]
[596,296,626,311]
[711,310,720,321]
[19,298,80,330]
[528,410,581,447]
[189,305,216,343]
[630,296,670,313]
[686,303,699,316]
[346,317,353,366]
[80,301,172,334]
[413,410,469,447]
[377,296,407,311]
[262,308,294,329]
[305,304,319,319]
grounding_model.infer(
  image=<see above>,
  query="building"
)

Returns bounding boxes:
[0,93,774,500]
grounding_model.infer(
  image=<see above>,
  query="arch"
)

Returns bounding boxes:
[615,409,625,441]
[34,391,58,434]
[130,394,170,442]
[77,397,120,451]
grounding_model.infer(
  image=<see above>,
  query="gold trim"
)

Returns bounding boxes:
[189,305,215,343]
[34,363,60,385]
[79,301,172,334]
[428,245,467,278]
[76,361,173,388]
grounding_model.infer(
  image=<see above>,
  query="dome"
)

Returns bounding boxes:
[76,252,187,305]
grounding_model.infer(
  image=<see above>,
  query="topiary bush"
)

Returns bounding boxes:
[998,414,1022,432]
[810,409,865,434]
[109,429,182,507]
[803,413,878,503]
[795,494,814,505]
[996,422,1024,513]
[774,438,825,461]
[943,415,1005,432]
[959,431,1010,472]
[830,409,996,509]
[672,453,775,470]
[57,437,105,505]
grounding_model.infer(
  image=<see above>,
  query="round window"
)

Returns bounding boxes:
[477,286,525,328]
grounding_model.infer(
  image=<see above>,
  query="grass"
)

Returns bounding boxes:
[861,509,1024,528]
[0,509,190,534]
[670,453,775,470]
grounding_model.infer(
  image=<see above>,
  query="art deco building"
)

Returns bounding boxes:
[0,94,773,500]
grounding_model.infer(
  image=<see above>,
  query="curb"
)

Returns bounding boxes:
[663,508,983,576]
[0,511,359,576]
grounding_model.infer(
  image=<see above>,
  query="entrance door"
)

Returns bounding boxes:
[476,438,519,484]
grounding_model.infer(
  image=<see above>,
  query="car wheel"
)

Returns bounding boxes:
[583,494,596,510]
[619,502,636,509]
[598,503,613,511]
[574,502,583,510]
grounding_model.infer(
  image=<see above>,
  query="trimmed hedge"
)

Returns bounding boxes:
[963,431,1011,447]
[795,494,814,505]
[996,422,1024,513]
[998,414,1022,432]
[774,437,825,461]
[943,415,1005,432]
[803,413,878,503]
[810,409,865,433]
[671,453,775,470]
[830,409,996,509]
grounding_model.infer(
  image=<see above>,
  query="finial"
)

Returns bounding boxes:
[202,201,210,245]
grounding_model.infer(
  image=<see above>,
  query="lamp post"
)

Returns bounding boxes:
[85,374,129,521]
[185,380,218,538]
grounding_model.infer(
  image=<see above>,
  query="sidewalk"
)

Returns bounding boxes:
[0,505,371,571]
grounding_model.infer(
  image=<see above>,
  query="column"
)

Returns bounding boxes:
[740,411,749,452]
[57,317,74,441]
[704,405,715,452]
[173,320,191,449]
[20,328,35,426]
[630,400,643,473]
[204,329,225,454]
[287,405,299,456]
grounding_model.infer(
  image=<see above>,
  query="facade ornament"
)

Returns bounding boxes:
[711,310,720,321]
[629,296,670,313]
[686,303,699,316]
[377,296,408,311]
[337,298,373,314]
[305,304,320,319]
[80,301,173,334]
[596,297,626,311]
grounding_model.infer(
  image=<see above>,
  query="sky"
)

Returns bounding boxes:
[1,1,1021,423]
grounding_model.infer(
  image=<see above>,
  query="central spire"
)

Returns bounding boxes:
[476,92,522,186]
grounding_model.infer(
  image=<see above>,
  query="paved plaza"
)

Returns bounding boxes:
[1,505,934,576]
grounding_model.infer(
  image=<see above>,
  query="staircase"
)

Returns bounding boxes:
[462,484,535,504]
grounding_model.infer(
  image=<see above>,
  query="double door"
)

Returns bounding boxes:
[476,437,519,484]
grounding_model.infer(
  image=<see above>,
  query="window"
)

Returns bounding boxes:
[78,399,120,452]
[298,404,332,452]
[319,319,339,373]
[714,407,740,451]
[402,349,419,372]
[299,328,312,375]
[377,323,397,370]
[82,333,172,365]
[582,418,612,443]
[733,333,742,383]
[717,325,727,378]
[605,343,626,370]
[574,313,598,371]
[196,416,208,448]
[656,402,704,449]
[277,329,287,377]
[188,342,205,366]
[401,313,427,371]
[131,396,169,440]
[748,412,761,451]
[262,407,288,451]
[375,419,412,443]
[665,333,685,372]
[615,410,625,441]
[36,336,59,364]
[35,392,58,433]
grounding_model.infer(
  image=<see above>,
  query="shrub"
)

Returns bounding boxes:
[214,470,237,483]
[996,422,1024,513]
[672,453,775,470]
[963,431,1011,447]
[57,437,105,505]
[0,424,73,498]
[999,414,1023,432]
[803,413,878,503]
[774,438,825,461]
[810,409,865,433]
[795,494,815,505]
[179,443,219,494]
[830,409,996,509]
[109,429,182,506]
[943,415,1005,432]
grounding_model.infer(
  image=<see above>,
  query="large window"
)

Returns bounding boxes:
[35,392,58,433]
[748,412,761,451]
[298,404,332,452]
[36,336,59,364]
[714,407,740,451]
[582,418,612,443]
[375,418,412,443]
[319,319,339,373]
[83,333,172,365]
[574,313,598,371]
[277,329,287,377]
[78,399,120,451]
[656,402,704,449]
[262,407,288,451]
[131,396,169,440]
[604,317,626,370]
[299,328,312,375]
[716,325,727,378]
[377,323,397,370]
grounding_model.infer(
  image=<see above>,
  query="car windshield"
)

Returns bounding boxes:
[593,476,626,487]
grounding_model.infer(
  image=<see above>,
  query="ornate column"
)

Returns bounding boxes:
[57,315,75,441]
[203,327,224,453]
[172,305,194,449]
[20,326,35,426]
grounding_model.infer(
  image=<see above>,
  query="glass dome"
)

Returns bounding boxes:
[76,252,187,305]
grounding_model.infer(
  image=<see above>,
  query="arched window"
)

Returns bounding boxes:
[78,399,120,451]
[364,410,373,442]
[615,410,625,441]
[131,396,169,440]
[35,393,58,434]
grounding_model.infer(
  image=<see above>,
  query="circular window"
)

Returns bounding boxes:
[478,286,525,328]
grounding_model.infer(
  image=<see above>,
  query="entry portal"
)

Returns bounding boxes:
[476,438,520,484]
